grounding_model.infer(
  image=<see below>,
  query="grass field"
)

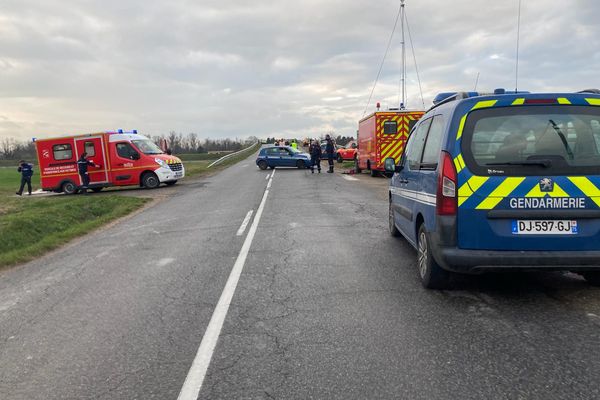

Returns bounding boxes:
[0,143,259,268]
[0,168,148,267]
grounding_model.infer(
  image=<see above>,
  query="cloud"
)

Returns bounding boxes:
[0,0,599,141]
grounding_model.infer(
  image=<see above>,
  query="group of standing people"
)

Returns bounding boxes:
[308,135,335,174]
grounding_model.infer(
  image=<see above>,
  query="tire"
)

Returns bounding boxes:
[354,157,362,174]
[62,181,77,195]
[337,154,343,163]
[370,168,378,177]
[165,181,177,186]
[296,160,306,169]
[417,224,451,289]
[258,160,268,170]
[389,201,401,237]
[142,172,160,189]
[581,272,600,286]
[91,187,103,193]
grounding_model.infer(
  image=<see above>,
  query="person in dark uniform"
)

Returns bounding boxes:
[309,138,322,174]
[77,152,97,194]
[325,134,335,173]
[16,160,34,196]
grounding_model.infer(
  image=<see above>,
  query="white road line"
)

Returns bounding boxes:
[177,181,271,400]
[265,174,270,180]
[236,210,254,236]
[342,175,359,181]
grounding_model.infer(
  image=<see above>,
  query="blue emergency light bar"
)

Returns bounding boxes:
[108,129,139,134]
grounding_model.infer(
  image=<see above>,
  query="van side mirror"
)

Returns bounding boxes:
[351,143,357,149]
[384,157,403,173]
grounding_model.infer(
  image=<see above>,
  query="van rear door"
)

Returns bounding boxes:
[456,102,600,251]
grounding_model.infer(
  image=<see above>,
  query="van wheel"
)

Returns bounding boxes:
[142,172,160,189]
[296,160,306,169]
[389,201,401,237]
[62,181,77,195]
[337,154,343,163]
[354,157,362,174]
[417,224,450,289]
[581,272,600,286]
[91,187,103,193]
[370,169,378,177]
[258,160,268,170]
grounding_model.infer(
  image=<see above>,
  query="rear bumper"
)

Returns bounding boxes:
[433,246,600,274]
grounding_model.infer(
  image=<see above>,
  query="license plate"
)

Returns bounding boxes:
[174,172,183,178]
[512,220,578,235]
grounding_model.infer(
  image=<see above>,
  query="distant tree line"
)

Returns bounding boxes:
[264,134,355,146]
[0,133,260,160]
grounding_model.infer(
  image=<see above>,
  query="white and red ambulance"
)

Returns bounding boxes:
[35,130,185,194]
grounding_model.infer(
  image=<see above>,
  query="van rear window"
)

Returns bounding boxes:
[461,105,600,176]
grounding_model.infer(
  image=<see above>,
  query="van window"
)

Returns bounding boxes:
[53,144,72,160]
[383,121,398,135]
[84,141,96,157]
[406,117,432,170]
[116,142,139,160]
[421,115,445,167]
[462,105,600,175]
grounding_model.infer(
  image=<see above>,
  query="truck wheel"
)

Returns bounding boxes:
[354,157,362,174]
[92,187,103,193]
[62,181,77,195]
[370,168,378,177]
[258,160,268,170]
[581,272,600,286]
[142,172,160,189]
[417,224,451,289]
[296,160,306,169]
[389,201,401,237]
[337,154,343,163]
[165,181,177,186]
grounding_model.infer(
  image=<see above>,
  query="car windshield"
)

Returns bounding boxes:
[132,139,164,155]
[289,147,300,154]
[462,105,600,175]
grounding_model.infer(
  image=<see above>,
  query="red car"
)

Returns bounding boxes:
[336,142,357,163]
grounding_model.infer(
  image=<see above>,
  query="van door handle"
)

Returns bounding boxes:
[117,163,124,167]
[399,178,409,184]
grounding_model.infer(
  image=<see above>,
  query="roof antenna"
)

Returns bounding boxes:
[399,0,406,110]
[515,0,522,92]
[474,72,480,91]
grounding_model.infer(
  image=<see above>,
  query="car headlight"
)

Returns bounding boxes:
[155,158,169,169]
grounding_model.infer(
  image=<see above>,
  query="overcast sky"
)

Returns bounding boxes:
[1,0,598,141]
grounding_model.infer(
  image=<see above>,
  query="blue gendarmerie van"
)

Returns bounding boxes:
[385,89,600,289]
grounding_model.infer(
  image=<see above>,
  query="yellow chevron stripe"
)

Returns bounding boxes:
[557,97,571,105]
[475,177,525,210]
[525,183,569,198]
[568,177,600,207]
[472,100,498,110]
[512,98,525,105]
[381,139,404,161]
[586,98,600,106]
[453,154,466,173]
[456,114,467,140]
[458,176,488,206]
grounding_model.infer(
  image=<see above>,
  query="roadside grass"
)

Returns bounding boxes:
[0,143,258,268]
[0,168,147,268]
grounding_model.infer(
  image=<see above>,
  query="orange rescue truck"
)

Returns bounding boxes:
[35,130,185,194]
[355,109,424,176]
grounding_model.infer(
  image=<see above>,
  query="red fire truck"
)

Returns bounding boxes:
[355,109,424,176]
[35,130,185,194]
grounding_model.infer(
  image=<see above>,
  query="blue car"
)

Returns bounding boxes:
[385,88,600,289]
[256,146,311,170]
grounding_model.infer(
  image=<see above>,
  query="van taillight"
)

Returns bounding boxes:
[437,151,457,215]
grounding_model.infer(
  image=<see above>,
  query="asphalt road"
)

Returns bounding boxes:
[1,154,600,400]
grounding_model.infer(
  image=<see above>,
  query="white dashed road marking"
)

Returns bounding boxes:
[236,210,254,236]
[342,175,359,181]
[177,168,275,400]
